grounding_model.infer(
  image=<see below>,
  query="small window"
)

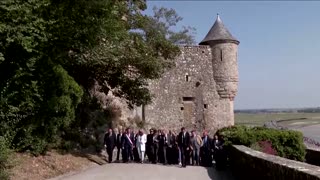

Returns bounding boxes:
[183,97,195,101]
[180,107,184,110]
[204,104,208,109]
[220,49,223,61]
[196,82,201,87]
[186,74,189,82]
[202,50,205,53]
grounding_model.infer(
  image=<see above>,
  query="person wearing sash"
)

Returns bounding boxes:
[122,128,134,163]
[129,128,135,162]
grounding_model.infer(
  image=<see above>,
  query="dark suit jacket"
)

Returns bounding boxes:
[167,134,175,147]
[116,133,122,148]
[178,131,190,148]
[213,139,224,150]
[146,134,154,146]
[121,133,133,148]
[202,135,212,150]
[158,134,167,148]
[104,132,117,149]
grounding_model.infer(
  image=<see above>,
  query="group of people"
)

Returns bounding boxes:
[104,127,227,169]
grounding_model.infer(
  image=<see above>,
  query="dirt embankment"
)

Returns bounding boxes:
[9,150,107,180]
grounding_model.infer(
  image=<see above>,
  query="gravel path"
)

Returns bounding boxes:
[50,163,234,180]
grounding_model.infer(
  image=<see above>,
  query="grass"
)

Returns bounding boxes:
[235,113,320,126]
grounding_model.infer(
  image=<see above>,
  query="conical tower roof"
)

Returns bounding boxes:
[199,14,239,45]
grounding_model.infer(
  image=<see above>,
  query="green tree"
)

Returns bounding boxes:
[0,0,195,153]
[64,2,196,107]
[0,0,84,154]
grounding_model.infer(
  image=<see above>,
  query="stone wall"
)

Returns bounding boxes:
[306,147,320,167]
[143,45,235,134]
[229,145,320,180]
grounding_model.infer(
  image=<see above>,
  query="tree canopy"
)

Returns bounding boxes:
[0,0,195,154]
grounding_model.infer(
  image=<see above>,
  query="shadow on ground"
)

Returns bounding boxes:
[56,149,108,165]
[205,165,236,180]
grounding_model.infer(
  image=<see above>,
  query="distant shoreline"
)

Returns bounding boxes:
[235,107,320,114]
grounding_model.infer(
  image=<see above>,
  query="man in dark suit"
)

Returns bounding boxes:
[152,130,160,164]
[121,128,134,163]
[158,129,168,164]
[116,128,123,161]
[146,129,155,163]
[200,130,212,167]
[104,128,117,163]
[166,130,175,165]
[129,128,135,162]
[178,127,190,168]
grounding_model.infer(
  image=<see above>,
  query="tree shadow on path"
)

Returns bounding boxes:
[205,166,236,180]
[57,149,108,165]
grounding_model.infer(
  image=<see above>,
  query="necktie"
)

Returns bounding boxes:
[204,137,207,147]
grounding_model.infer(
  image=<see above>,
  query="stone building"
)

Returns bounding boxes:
[115,15,240,134]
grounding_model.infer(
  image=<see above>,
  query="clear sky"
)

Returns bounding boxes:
[145,1,320,110]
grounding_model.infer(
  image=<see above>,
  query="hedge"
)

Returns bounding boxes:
[217,125,306,161]
[0,137,10,180]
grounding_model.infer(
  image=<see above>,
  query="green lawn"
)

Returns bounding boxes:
[235,113,320,126]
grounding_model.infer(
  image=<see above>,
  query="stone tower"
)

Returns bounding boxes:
[199,14,240,126]
[124,15,240,134]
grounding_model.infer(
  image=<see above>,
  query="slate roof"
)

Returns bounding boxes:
[199,15,239,45]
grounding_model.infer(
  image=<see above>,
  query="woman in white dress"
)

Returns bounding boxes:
[137,129,147,163]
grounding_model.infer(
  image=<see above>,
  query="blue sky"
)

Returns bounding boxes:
[145,1,320,110]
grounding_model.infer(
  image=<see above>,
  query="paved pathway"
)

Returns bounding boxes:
[50,163,234,180]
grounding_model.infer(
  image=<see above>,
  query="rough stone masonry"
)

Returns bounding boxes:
[117,15,240,134]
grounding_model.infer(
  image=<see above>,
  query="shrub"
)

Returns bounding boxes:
[218,125,306,161]
[0,137,10,180]
[250,140,278,156]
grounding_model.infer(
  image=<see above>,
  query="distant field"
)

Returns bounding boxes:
[235,113,320,126]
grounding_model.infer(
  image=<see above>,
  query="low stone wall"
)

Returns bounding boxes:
[306,147,320,166]
[229,145,320,180]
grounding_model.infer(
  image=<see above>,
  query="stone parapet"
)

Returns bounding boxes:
[230,145,320,180]
[305,145,320,166]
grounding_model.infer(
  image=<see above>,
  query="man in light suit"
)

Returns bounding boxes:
[190,130,203,166]
[136,129,147,163]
